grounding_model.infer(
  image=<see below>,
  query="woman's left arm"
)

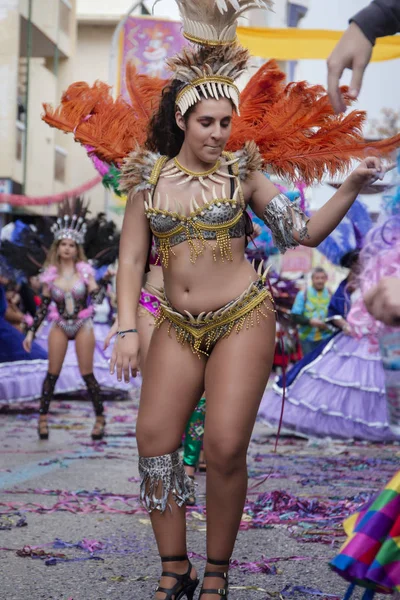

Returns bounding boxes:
[248,157,392,251]
[87,275,100,295]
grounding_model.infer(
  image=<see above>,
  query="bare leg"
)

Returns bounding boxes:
[137,323,206,599]
[75,324,95,376]
[47,324,70,375]
[201,307,276,597]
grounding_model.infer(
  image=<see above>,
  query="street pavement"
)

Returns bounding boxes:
[0,390,398,600]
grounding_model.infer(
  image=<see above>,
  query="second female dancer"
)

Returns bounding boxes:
[23,201,110,441]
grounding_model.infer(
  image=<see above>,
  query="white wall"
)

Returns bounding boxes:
[76,0,285,23]
[0,0,20,180]
[297,0,399,212]
[77,0,180,20]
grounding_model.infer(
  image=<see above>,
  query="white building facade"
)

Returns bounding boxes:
[0,0,77,222]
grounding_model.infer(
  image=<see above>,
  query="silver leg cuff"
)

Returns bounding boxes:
[138,450,194,513]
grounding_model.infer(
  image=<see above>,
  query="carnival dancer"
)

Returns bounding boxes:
[21,200,111,441]
[41,0,400,594]
[115,102,390,600]
[0,213,132,410]
[112,18,394,600]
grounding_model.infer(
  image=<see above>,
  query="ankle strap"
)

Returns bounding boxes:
[207,558,230,566]
[161,555,188,562]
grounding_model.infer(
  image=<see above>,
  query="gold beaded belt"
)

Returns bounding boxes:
[154,278,275,358]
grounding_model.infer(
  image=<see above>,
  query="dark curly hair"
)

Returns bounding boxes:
[146,80,195,158]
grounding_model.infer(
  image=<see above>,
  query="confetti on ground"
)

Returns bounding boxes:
[0,393,398,599]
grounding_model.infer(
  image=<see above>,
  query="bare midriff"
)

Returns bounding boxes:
[161,237,258,314]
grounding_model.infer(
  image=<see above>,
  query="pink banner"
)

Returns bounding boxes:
[118,16,185,99]
[0,176,102,207]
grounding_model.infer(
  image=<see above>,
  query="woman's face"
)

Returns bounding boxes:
[177,98,233,164]
[57,238,78,261]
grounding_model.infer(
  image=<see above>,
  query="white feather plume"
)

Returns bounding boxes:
[175,0,273,44]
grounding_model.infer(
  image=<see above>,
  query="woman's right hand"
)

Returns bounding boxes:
[110,333,140,382]
[23,331,34,353]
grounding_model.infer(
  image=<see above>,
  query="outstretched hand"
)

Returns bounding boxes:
[348,157,395,191]
[327,22,373,114]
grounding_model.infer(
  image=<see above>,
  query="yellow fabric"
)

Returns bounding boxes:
[237,27,400,62]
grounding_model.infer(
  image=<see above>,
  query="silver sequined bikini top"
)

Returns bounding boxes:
[50,280,87,306]
[143,154,246,267]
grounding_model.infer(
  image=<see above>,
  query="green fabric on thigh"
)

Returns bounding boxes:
[183,397,206,467]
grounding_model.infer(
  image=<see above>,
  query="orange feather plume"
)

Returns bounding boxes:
[228,60,400,184]
[42,66,165,164]
[43,60,400,182]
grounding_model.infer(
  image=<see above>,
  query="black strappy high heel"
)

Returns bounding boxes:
[199,558,229,598]
[38,415,49,440]
[154,555,199,599]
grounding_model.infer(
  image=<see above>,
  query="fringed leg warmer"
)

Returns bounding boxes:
[39,373,59,415]
[138,450,195,513]
[82,373,104,416]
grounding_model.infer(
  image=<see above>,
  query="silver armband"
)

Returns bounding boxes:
[263,193,310,254]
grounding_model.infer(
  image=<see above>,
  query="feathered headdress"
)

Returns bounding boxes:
[171,0,272,115]
[168,44,250,115]
[84,213,120,268]
[42,0,400,189]
[176,0,272,46]
[51,197,89,245]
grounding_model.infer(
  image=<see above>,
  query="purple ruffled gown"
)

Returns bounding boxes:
[258,279,398,442]
[258,331,397,442]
